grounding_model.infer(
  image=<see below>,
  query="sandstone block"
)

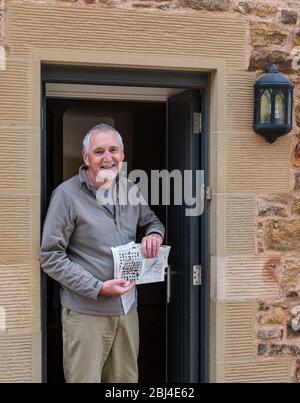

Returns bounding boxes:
[295,98,300,127]
[269,344,285,355]
[292,199,300,214]
[234,1,251,14]
[254,4,277,18]
[249,49,294,74]
[178,0,230,11]
[294,172,300,191]
[264,220,300,252]
[260,193,290,206]
[257,343,267,355]
[281,10,298,25]
[259,308,285,325]
[257,201,288,217]
[251,22,287,46]
[257,328,282,339]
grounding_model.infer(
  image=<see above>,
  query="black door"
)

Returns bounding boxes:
[167,90,201,383]
[42,98,168,383]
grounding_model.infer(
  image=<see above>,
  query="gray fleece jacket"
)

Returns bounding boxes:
[40,165,165,315]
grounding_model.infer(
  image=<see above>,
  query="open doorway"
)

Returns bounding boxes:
[45,98,167,383]
[41,67,209,383]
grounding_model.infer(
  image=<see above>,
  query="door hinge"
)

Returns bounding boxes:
[201,185,212,201]
[205,186,212,200]
[193,112,201,134]
[193,265,202,286]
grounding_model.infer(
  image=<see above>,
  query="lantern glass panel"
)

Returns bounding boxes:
[260,89,272,124]
[274,90,285,124]
[287,90,292,125]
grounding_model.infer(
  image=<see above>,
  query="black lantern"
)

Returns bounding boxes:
[253,64,294,143]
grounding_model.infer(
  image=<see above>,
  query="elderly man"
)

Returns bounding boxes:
[40,123,164,383]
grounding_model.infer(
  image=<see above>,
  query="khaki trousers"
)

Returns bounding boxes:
[61,307,139,383]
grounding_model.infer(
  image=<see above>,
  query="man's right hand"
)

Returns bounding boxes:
[99,278,136,297]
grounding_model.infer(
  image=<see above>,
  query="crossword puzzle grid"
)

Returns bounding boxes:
[118,248,143,281]
[120,260,142,281]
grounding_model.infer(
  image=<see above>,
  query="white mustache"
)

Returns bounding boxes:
[99,163,116,169]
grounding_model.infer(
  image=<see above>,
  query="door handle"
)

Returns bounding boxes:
[166,265,171,304]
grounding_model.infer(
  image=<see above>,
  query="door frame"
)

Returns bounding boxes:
[41,65,210,383]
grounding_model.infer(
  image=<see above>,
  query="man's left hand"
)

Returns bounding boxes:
[141,233,163,258]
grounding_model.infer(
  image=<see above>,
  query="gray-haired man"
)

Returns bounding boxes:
[41,124,164,383]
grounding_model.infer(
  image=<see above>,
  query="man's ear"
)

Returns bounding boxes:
[82,149,89,166]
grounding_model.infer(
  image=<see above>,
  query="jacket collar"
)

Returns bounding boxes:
[78,164,96,193]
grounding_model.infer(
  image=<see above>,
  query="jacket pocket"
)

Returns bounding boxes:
[63,307,76,321]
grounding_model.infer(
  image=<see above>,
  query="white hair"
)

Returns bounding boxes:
[82,124,124,153]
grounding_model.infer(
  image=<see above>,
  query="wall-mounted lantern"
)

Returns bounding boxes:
[253,64,294,143]
[293,143,300,167]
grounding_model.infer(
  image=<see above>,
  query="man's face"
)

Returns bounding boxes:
[82,130,124,185]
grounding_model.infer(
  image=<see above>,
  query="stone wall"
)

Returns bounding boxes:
[2,1,296,111]
[37,0,300,120]
[255,193,300,382]
[43,0,300,383]
[0,3,299,94]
